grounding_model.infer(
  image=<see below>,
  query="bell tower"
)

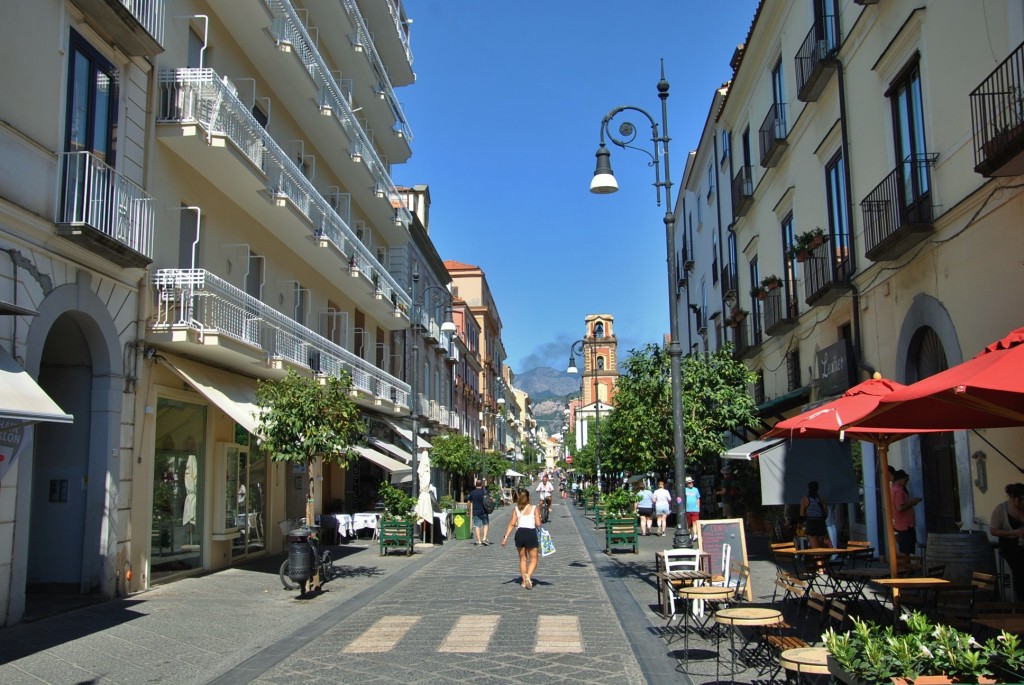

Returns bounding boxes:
[581,314,618,407]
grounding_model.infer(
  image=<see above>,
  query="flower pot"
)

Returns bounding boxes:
[797,250,811,262]
[756,290,767,300]
[810,234,825,249]
[828,656,870,685]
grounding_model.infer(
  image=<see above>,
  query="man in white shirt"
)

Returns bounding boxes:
[536,474,554,523]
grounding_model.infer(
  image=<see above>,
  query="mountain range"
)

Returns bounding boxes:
[514,367,582,436]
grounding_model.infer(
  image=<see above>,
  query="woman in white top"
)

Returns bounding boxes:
[652,480,672,537]
[501,489,543,589]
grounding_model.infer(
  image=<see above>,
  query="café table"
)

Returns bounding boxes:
[778,646,830,682]
[672,586,735,661]
[656,569,712,618]
[972,615,1024,636]
[327,513,355,539]
[776,547,874,596]
[353,512,381,538]
[713,606,783,684]
[872,577,974,622]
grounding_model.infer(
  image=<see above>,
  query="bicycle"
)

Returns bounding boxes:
[279,526,334,593]
[540,496,551,524]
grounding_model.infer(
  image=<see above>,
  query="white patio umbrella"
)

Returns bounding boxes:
[505,468,525,478]
[414,452,436,543]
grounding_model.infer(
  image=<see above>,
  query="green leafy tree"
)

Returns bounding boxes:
[255,369,365,525]
[603,343,757,475]
[429,433,476,500]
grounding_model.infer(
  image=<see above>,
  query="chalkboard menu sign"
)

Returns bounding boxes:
[695,518,751,601]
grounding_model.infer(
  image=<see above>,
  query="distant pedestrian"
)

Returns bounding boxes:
[636,482,655,535]
[684,476,701,539]
[501,489,542,589]
[653,480,672,536]
[799,480,830,549]
[891,470,921,555]
[467,480,491,546]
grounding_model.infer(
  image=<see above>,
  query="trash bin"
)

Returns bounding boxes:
[287,529,313,581]
[452,507,472,540]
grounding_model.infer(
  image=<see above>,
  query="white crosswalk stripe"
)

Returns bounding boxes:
[340,614,584,654]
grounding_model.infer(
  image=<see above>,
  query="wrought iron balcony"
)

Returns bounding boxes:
[971,40,1024,177]
[860,154,937,261]
[151,268,410,410]
[55,151,154,267]
[796,13,840,102]
[74,0,164,56]
[764,287,798,336]
[803,239,853,306]
[759,103,789,168]
[157,68,411,319]
[732,165,754,218]
[731,319,762,361]
[720,262,739,301]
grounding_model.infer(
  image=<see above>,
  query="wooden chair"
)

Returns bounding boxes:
[936,571,999,627]
[846,539,875,567]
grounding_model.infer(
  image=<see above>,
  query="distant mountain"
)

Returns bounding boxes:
[516,367,582,435]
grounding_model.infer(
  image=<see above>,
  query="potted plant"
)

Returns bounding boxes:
[730,306,748,323]
[377,482,416,555]
[824,611,1022,684]
[602,487,640,553]
[378,482,416,521]
[761,275,782,290]
[750,285,767,300]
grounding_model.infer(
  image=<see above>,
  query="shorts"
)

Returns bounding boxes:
[638,507,654,517]
[655,503,670,515]
[686,512,700,525]
[804,517,827,537]
[515,528,539,549]
[472,513,489,528]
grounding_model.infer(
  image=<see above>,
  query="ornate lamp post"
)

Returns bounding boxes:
[566,339,603,493]
[409,267,456,499]
[590,61,689,548]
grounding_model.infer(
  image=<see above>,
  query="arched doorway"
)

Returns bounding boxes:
[28,313,93,593]
[911,327,960,533]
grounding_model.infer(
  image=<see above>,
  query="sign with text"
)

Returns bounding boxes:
[695,518,751,601]
[816,339,854,397]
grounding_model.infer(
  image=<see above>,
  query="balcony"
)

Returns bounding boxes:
[759,103,789,168]
[731,165,754,218]
[860,154,936,261]
[764,287,797,336]
[207,0,412,235]
[74,0,164,56]
[156,68,410,327]
[731,320,761,361]
[150,268,410,412]
[803,239,853,306]
[720,262,739,301]
[971,40,1024,176]
[796,14,840,102]
[55,151,154,267]
[355,0,414,87]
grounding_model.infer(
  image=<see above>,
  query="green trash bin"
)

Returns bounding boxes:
[452,506,472,540]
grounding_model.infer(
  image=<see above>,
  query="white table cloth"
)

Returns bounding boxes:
[353,512,380,532]
[327,513,355,538]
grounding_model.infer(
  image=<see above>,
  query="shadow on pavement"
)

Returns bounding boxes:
[0,600,148,665]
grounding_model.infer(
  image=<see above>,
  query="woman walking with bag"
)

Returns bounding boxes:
[501,489,542,589]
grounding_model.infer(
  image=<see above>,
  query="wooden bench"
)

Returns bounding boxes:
[605,517,639,554]
[378,520,414,556]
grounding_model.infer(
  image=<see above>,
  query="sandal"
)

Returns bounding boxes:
[524,576,533,590]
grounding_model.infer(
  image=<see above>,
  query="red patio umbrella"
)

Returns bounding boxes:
[853,326,1024,430]
[763,376,947,578]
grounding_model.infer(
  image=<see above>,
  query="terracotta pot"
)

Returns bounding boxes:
[797,250,811,262]
[810,234,825,249]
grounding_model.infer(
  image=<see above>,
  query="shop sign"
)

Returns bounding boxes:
[816,339,854,397]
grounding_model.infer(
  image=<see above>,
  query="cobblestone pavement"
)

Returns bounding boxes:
[0,492,804,685]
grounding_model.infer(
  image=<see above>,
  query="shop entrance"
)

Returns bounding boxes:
[226,439,267,558]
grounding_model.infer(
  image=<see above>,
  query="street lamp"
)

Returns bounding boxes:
[567,339,603,493]
[590,60,689,548]
[409,267,456,500]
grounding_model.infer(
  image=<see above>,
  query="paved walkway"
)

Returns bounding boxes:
[0,493,794,685]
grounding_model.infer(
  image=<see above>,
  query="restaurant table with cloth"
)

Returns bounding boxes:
[326,514,355,540]
[353,512,380,538]
[713,607,784,685]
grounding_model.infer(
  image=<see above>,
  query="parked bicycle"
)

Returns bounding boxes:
[279,525,334,594]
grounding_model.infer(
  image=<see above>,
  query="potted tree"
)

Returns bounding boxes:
[377,482,416,555]
[602,487,640,554]
[824,611,1021,684]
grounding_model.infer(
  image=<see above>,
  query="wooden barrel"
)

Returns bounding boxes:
[926,532,996,585]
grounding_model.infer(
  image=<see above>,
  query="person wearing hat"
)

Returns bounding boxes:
[891,469,921,555]
[684,476,701,539]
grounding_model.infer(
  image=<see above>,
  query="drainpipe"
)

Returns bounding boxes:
[836,62,874,377]
[3,249,17,360]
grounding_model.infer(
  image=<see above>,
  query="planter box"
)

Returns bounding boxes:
[605,517,639,554]
[379,519,414,556]
[828,655,999,684]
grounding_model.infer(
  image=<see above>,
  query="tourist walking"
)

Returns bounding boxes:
[653,480,672,536]
[501,489,542,589]
[684,476,701,539]
[636,481,655,535]
[467,480,491,546]
[799,480,829,549]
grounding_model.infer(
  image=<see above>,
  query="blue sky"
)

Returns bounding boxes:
[394,1,760,373]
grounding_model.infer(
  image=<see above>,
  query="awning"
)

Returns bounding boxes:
[161,354,260,436]
[0,345,73,428]
[353,444,412,476]
[722,437,858,505]
[368,437,412,464]
[384,418,432,449]
[722,438,786,461]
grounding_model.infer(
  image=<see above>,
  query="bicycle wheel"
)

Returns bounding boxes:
[279,559,298,590]
[321,550,334,581]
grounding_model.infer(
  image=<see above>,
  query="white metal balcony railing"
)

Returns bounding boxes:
[265,0,413,226]
[55,151,155,259]
[122,0,165,44]
[157,67,411,312]
[414,393,452,426]
[152,268,410,407]
[381,0,414,66]
[341,0,412,140]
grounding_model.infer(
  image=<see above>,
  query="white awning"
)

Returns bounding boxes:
[162,354,260,436]
[384,418,432,449]
[722,438,786,461]
[353,444,412,476]
[368,437,413,464]
[0,345,73,428]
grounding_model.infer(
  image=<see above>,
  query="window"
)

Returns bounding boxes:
[594,322,605,338]
[782,212,797,283]
[720,130,731,164]
[707,163,715,200]
[889,59,932,222]
[825,151,852,271]
[245,250,263,300]
[294,283,307,326]
[65,32,118,163]
[712,231,719,284]
[177,204,200,269]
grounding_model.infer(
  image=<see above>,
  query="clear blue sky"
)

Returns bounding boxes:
[394,1,760,374]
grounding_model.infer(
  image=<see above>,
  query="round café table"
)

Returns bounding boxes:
[713,606,783,684]
[672,586,735,661]
[779,646,830,682]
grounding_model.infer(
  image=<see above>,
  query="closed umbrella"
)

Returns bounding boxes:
[414,451,434,542]
[763,375,949,578]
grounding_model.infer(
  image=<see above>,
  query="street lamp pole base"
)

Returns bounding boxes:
[672,525,692,549]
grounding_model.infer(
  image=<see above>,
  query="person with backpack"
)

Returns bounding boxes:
[467,480,492,546]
